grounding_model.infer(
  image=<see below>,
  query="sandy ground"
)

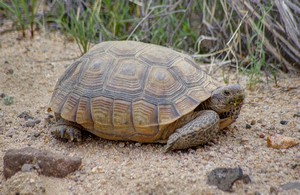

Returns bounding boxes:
[0,31,299,195]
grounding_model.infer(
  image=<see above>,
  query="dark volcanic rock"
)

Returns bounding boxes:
[3,147,81,179]
[207,167,250,192]
[280,120,288,125]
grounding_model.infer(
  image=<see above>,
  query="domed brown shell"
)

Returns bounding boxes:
[49,41,220,143]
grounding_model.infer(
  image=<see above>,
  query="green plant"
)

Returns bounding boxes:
[0,0,37,38]
[51,0,199,54]
[41,0,293,87]
[3,96,13,106]
[241,4,273,89]
[53,0,104,54]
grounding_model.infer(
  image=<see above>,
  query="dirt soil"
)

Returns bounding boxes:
[0,31,299,195]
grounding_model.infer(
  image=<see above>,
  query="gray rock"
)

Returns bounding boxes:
[3,147,81,179]
[18,111,34,121]
[281,182,300,191]
[5,128,16,138]
[25,119,41,127]
[0,126,4,135]
[21,163,39,173]
[25,120,37,127]
[207,167,250,192]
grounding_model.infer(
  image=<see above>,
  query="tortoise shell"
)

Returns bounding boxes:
[49,41,220,143]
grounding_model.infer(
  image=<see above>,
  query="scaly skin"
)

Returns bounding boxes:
[164,110,220,152]
[164,84,244,151]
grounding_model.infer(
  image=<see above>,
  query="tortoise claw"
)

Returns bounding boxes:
[59,128,65,138]
[163,145,172,153]
[51,124,82,142]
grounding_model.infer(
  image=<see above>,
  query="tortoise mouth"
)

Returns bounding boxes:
[219,111,232,120]
[220,100,243,118]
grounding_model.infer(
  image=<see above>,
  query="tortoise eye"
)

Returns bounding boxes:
[223,90,230,96]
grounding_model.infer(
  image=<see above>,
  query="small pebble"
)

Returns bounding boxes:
[33,132,40,137]
[118,142,125,148]
[5,129,16,138]
[48,114,54,118]
[135,143,141,147]
[291,164,299,169]
[259,134,265,138]
[239,138,249,145]
[245,124,251,129]
[270,186,279,194]
[18,111,34,120]
[21,164,35,172]
[280,120,288,125]
[91,166,104,173]
[293,112,300,117]
[25,120,37,127]
[242,175,251,184]
[0,93,5,98]
[257,119,263,123]
[25,119,41,128]
[250,120,256,125]
[6,68,14,75]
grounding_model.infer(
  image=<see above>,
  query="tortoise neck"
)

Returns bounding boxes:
[195,99,213,112]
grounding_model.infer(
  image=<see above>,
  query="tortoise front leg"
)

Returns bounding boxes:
[50,118,83,142]
[164,110,220,152]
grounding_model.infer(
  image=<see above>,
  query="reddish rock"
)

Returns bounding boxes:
[3,147,81,179]
[267,134,299,149]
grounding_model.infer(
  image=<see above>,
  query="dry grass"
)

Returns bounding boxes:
[0,0,299,83]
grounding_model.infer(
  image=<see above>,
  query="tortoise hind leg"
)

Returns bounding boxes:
[164,110,220,152]
[50,118,83,142]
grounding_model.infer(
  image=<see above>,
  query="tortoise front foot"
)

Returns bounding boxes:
[50,119,83,142]
[164,110,220,152]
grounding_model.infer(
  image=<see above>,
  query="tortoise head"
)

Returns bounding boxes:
[209,84,245,128]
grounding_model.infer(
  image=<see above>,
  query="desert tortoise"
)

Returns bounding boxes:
[49,41,244,151]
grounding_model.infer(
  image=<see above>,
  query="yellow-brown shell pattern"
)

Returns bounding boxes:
[49,41,220,142]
